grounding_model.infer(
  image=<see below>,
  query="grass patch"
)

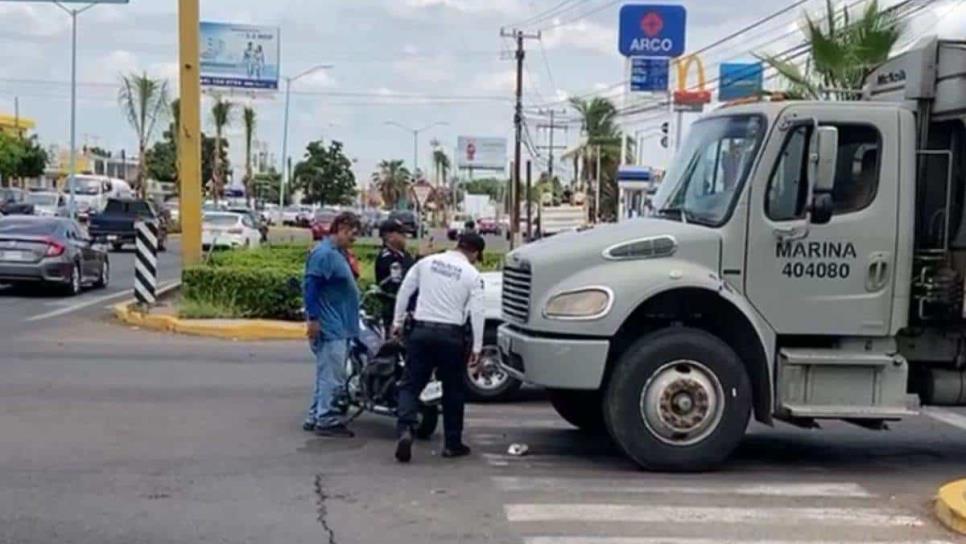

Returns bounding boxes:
[178,295,246,319]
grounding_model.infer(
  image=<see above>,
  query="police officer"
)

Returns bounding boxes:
[374,219,415,333]
[392,232,486,463]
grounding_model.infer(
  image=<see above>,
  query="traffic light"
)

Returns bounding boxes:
[660,122,669,149]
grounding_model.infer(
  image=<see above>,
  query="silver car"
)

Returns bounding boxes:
[0,216,110,296]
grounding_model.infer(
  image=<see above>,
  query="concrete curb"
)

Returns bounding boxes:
[935,479,966,535]
[112,282,304,341]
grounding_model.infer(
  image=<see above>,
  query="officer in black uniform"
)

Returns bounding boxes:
[374,219,415,332]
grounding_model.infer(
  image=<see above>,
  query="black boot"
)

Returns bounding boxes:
[441,444,471,458]
[395,429,413,463]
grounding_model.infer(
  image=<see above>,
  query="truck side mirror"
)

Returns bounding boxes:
[811,193,834,225]
[809,126,838,193]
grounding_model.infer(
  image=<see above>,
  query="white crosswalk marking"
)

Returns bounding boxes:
[523,539,955,544]
[504,504,924,526]
[493,477,874,497]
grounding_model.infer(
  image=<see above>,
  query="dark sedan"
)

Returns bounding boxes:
[0,188,35,216]
[0,216,109,296]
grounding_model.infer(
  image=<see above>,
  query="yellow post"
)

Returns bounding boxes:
[178,0,202,266]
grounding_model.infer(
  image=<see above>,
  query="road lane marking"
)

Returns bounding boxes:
[493,477,873,497]
[504,504,923,526]
[26,280,178,322]
[923,407,966,432]
[523,538,954,544]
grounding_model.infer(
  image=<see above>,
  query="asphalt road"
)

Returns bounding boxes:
[0,237,183,336]
[2,314,965,544]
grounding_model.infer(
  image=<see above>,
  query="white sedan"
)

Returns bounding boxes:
[202,212,261,250]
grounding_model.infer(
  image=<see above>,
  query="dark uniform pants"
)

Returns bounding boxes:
[397,322,467,448]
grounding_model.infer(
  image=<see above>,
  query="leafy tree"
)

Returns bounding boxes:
[252,168,284,204]
[17,135,48,180]
[462,177,505,202]
[569,96,634,221]
[118,72,170,196]
[759,0,903,100]
[292,140,356,206]
[0,132,24,186]
[372,159,411,210]
[86,146,111,157]
[242,106,256,205]
[146,139,177,183]
[210,98,234,202]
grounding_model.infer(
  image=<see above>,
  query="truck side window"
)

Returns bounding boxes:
[832,125,880,214]
[766,125,810,221]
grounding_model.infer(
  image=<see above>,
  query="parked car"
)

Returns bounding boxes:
[0,216,109,295]
[477,217,500,235]
[228,207,269,243]
[202,212,262,250]
[0,188,34,216]
[447,214,474,241]
[88,198,168,252]
[388,210,418,237]
[25,192,66,218]
[163,198,180,223]
[66,175,133,221]
[280,206,302,226]
[310,209,339,241]
[464,271,522,402]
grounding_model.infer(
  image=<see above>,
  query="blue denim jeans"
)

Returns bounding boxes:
[305,337,350,429]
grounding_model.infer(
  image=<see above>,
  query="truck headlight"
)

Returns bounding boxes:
[544,288,612,319]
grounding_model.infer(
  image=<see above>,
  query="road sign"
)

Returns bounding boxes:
[630,58,669,92]
[412,182,433,207]
[719,62,764,101]
[619,4,686,58]
[457,136,507,171]
[200,22,281,90]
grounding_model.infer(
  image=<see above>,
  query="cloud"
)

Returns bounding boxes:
[0,4,69,38]
[392,54,456,84]
[541,19,615,55]
[400,0,522,15]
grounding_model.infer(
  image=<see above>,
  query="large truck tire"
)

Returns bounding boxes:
[548,389,606,433]
[603,327,751,472]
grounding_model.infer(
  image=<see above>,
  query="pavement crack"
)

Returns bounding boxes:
[314,474,338,544]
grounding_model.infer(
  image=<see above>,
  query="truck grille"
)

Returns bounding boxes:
[502,263,532,322]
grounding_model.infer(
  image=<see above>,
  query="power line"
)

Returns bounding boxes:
[537,0,624,31]
[507,0,583,28]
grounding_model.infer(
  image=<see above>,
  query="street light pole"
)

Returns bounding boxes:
[278,64,333,208]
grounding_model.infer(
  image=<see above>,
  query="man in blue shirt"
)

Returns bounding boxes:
[302,212,362,437]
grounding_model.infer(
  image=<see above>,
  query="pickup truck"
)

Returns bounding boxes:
[89,198,168,252]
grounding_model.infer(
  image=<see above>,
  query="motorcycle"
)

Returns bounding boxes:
[342,287,442,439]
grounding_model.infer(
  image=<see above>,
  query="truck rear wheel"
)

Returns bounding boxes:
[548,389,606,433]
[603,327,751,472]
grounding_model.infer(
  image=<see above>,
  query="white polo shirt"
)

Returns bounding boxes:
[393,250,485,354]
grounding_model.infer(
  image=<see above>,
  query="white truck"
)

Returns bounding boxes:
[498,38,966,471]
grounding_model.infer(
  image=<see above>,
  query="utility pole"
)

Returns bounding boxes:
[536,108,567,181]
[178,0,202,266]
[525,160,532,241]
[501,27,540,249]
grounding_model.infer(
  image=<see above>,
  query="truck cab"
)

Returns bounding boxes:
[498,38,966,471]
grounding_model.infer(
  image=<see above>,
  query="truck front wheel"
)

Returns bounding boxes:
[604,327,751,472]
[548,389,606,433]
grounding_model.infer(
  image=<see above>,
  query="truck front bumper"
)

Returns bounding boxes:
[497,324,610,390]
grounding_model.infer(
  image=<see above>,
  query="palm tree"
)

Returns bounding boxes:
[371,159,411,210]
[569,97,631,221]
[210,98,234,203]
[118,72,170,197]
[242,106,257,206]
[759,0,904,100]
[432,148,450,187]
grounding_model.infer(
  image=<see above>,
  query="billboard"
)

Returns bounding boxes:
[457,137,507,171]
[719,62,764,101]
[200,22,281,90]
[619,5,687,58]
[630,57,669,92]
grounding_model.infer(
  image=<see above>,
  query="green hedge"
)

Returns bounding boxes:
[181,242,503,321]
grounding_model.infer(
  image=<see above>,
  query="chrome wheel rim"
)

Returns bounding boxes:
[469,345,510,391]
[72,264,81,293]
[639,360,725,447]
[102,261,110,287]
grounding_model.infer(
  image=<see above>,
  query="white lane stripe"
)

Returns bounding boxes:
[504,504,923,527]
[26,280,177,322]
[493,477,873,498]
[524,538,954,544]
[923,407,966,432]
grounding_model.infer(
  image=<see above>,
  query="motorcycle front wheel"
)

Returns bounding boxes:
[414,404,439,440]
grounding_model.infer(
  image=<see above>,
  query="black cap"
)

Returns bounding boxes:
[457,231,486,255]
[379,219,405,236]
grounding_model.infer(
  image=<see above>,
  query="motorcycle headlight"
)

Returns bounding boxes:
[544,288,612,319]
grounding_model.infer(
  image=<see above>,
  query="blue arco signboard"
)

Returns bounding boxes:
[619,4,687,58]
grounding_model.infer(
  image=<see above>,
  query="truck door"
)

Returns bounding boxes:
[744,106,899,335]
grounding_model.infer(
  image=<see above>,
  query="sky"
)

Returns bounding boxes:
[0,0,961,188]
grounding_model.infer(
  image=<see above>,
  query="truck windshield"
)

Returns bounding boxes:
[652,114,765,226]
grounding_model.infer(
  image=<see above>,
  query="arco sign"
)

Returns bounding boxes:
[619,4,687,58]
